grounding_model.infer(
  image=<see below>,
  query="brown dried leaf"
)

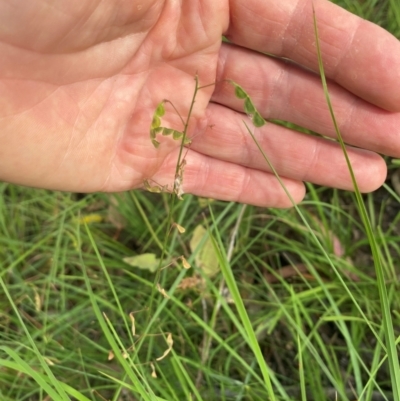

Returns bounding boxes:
[174,223,186,233]
[180,255,191,269]
[157,283,170,299]
[155,333,173,361]
[150,362,157,378]
[129,312,136,337]
[177,276,205,290]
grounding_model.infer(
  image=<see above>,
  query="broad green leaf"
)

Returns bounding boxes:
[123,253,160,273]
[189,225,220,277]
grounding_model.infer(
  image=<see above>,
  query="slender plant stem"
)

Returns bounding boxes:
[145,75,200,327]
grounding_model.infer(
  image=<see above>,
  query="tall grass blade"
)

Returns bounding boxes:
[207,207,278,401]
[0,280,70,401]
[76,225,157,401]
[313,7,400,400]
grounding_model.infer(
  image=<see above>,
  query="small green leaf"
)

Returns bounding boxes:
[151,139,160,148]
[123,253,160,273]
[244,97,256,115]
[173,130,183,140]
[233,83,248,99]
[252,111,266,128]
[155,102,165,117]
[162,128,174,136]
[184,137,192,145]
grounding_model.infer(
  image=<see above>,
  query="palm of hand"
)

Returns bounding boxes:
[1,1,227,192]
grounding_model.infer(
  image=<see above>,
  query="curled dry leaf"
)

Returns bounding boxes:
[44,357,55,366]
[156,333,173,361]
[174,223,186,233]
[157,283,170,299]
[34,288,41,312]
[129,312,136,337]
[150,362,157,378]
[180,255,191,269]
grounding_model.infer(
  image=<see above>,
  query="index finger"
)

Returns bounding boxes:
[226,0,400,111]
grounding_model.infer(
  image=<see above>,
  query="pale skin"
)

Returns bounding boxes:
[1,0,400,207]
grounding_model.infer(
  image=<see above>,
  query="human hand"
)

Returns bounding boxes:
[1,0,400,207]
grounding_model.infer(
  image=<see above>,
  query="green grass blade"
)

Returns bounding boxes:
[0,280,70,401]
[0,354,61,400]
[207,206,278,401]
[76,228,156,401]
[312,7,400,400]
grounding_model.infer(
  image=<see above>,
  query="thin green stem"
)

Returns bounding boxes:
[145,75,200,327]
